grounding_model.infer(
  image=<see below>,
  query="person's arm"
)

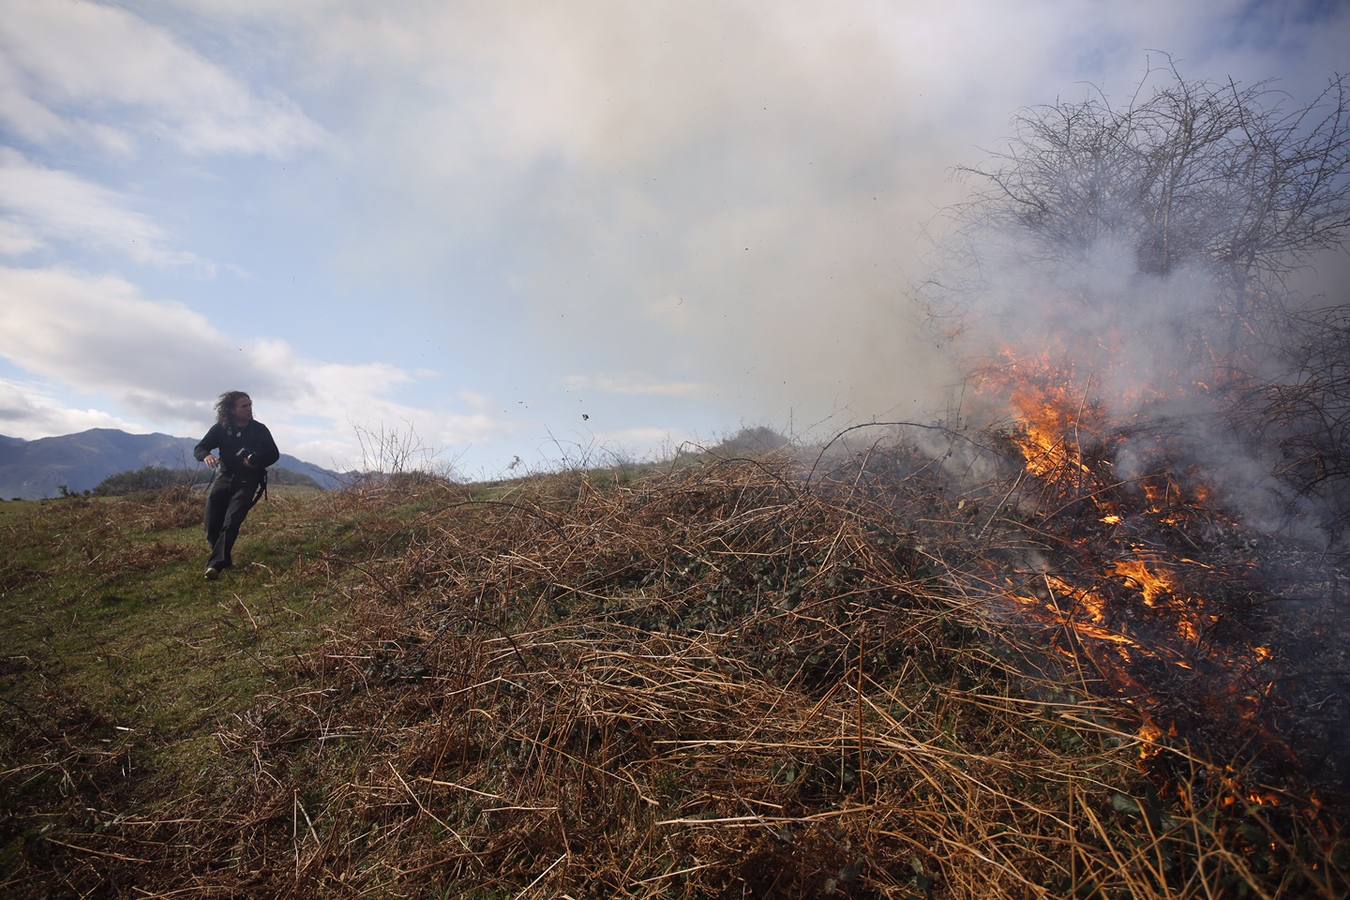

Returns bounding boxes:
[252,423,280,469]
[194,424,222,467]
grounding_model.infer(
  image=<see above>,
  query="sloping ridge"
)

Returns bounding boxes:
[0,428,343,499]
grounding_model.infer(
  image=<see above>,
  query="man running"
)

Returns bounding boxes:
[194,391,280,580]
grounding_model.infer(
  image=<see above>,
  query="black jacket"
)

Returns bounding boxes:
[194,420,280,478]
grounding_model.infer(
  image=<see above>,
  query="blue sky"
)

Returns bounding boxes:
[1,0,1346,477]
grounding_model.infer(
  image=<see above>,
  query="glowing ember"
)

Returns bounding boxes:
[1137,721,1164,760]
[1111,559,1176,607]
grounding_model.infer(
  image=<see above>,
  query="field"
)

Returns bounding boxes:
[1,452,1345,898]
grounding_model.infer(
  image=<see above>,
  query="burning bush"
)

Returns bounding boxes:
[927,62,1350,558]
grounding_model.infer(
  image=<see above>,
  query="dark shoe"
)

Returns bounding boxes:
[204,567,220,581]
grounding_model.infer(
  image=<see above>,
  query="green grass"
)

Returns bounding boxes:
[0,487,382,820]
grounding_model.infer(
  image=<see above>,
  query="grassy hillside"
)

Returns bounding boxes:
[1,457,1344,897]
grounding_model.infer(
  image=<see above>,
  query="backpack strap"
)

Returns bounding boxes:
[248,468,268,510]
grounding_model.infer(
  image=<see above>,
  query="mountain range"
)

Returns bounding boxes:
[0,429,344,500]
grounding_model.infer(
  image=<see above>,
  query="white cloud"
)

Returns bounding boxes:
[0,377,140,438]
[0,0,323,157]
[0,56,135,156]
[0,148,203,267]
[0,266,508,467]
[457,389,489,410]
[564,374,706,398]
[0,56,74,144]
[644,295,694,333]
[0,267,235,399]
[0,218,43,256]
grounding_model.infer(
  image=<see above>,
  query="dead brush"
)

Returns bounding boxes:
[84,539,196,577]
[31,449,1348,897]
[122,485,203,532]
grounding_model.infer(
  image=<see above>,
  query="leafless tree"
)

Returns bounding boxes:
[958,59,1350,361]
[1252,305,1350,534]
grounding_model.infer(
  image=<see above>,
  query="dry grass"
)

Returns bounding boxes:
[4,447,1345,897]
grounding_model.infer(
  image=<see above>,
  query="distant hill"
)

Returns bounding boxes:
[91,464,323,495]
[0,428,344,499]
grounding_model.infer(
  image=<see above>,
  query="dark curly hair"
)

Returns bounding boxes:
[214,391,251,426]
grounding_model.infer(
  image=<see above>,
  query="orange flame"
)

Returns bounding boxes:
[982,344,1281,800]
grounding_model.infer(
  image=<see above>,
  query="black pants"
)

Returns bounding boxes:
[204,474,260,570]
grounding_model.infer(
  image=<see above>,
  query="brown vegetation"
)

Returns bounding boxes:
[6,443,1343,897]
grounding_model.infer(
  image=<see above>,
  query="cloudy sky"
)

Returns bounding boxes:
[1,1,1346,476]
